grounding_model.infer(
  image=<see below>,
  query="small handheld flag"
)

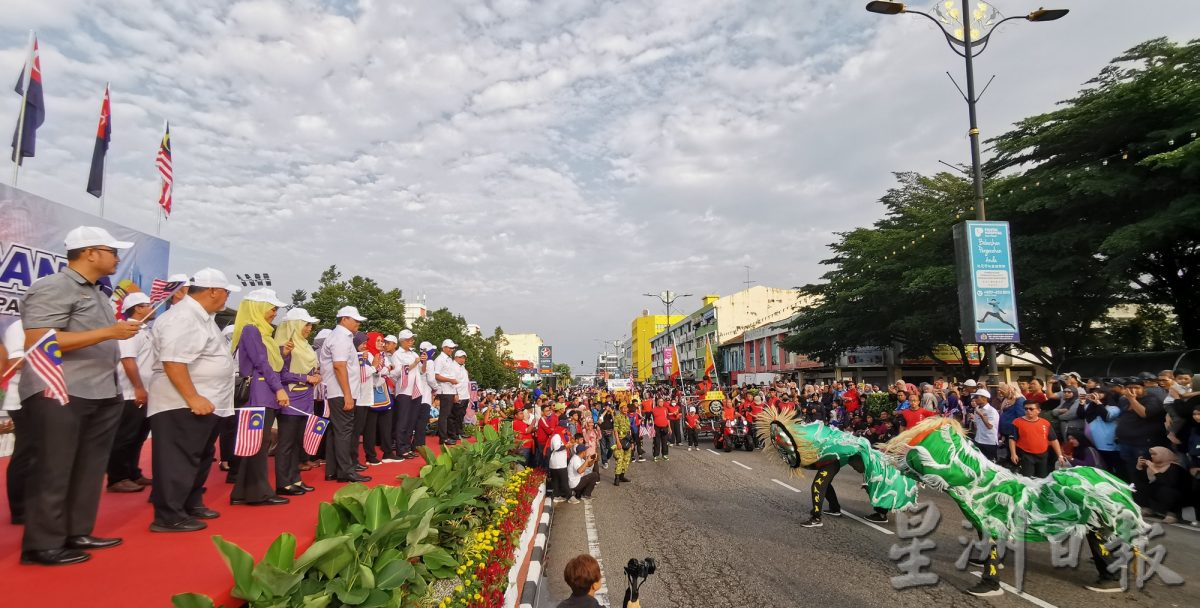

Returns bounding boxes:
[149,278,185,305]
[302,414,328,456]
[233,407,266,456]
[27,330,68,405]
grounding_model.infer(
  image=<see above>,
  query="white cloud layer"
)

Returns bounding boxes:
[2,0,1197,369]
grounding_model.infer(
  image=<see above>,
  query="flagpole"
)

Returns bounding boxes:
[99,82,109,218]
[11,31,34,187]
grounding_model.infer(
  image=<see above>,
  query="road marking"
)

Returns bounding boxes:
[730,460,752,470]
[970,572,1058,608]
[583,499,610,607]
[841,510,894,535]
[1170,523,1200,533]
[772,479,801,493]
[705,448,720,455]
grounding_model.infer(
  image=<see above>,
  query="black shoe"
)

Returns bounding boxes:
[150,519,207,533]
[297,483,315,492]
[825,509,843,517]
[338,473,372,483]
[619,474,631,483]
[1085,574,1123,593]
[865,512,889,523]
[324,475,337,481]
[20,548,91,565]
[354,464,368,472]
[187,507,220,520]
[366,459,382,466]
[65,535,123,550]
[800,517,823,528]
[402,451,420,459]
[248,496,290,506]
[277,486,306,496]
[229,498,246,506]
[443,439,459,446]
[966,580,1003,597]
[613,477,620,486]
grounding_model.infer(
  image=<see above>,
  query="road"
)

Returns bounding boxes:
[540,441,1200,608]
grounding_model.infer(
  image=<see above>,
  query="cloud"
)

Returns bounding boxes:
[1,0,1196,370]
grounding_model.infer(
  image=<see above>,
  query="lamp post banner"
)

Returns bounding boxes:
[954,220,1020,344]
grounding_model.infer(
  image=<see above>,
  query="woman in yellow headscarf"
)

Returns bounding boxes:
[229,289,290,506]
[272,307,323,494]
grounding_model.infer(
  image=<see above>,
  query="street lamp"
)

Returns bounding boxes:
[644,291,691,381]
[865,0,1066,385]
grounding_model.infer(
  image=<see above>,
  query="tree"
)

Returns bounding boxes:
[412,309,518,389]
[1083,305,1185,355]
[552,363,573,385]
[294,265,406,336]
[987,37,1200,348]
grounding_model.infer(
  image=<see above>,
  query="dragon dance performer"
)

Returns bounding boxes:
[880,416,1142,596]
[756,406,919,529]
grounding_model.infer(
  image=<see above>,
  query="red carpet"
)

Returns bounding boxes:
[0,440,442,607]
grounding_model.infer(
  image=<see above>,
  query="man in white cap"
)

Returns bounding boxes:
[388,329,422,459]
[319,306,370,483]
[167,273,191,306]
[18,227,142,565]
[451,350,471,440]
[970,388,1000,463]
[433,338,460,445]
[147,268,240,533]
[416,340,436,451]
[106,292,156,493]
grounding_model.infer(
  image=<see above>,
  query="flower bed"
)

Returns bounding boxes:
[172,426,543,608]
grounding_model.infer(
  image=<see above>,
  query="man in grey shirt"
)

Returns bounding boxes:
[17,227,141,566]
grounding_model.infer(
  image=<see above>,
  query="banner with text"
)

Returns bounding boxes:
[954,220,1020,344]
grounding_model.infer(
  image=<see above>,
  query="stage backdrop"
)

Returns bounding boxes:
[0,184,170,335]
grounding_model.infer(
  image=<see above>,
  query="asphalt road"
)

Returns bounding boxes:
[541,441,1200,608]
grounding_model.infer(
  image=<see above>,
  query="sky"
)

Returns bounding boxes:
[2,0,1198,372]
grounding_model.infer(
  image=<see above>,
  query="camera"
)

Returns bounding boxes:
[623,557,656,607]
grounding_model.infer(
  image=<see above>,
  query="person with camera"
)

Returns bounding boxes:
[567,437,600,503]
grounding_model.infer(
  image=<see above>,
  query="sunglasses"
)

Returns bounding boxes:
[91,247,119,256]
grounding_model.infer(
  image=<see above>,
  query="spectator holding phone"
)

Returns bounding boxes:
[567,440,599,503]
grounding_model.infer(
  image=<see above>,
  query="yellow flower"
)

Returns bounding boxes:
[454,585,463,593]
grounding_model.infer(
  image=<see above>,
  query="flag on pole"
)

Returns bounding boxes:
[86,84,111,197]
[155,122,173,216]
[669,338,681,384]
[11,34,44,165]
[149,278,185,305]
[233,407,266,456]
[26,330,68,405]
[703,338,715,379]
[302,415,329,455]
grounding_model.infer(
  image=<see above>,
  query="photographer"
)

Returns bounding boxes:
[567,439,600,503]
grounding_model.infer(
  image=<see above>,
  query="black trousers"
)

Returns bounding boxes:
[572,471,600,498]
[150,409,218,524]
[274,414,305,489]
[549,467,570,497]
[376,407,398,459]
[107,399,150,485]
[451,399,468,438]
[685,427,699,447]
[325,398,356,479]
[810,461,841,518]
[653,426,670,457]
[1017,448,1051,478]
[5,406,34,524]
[21,394,122,552]
[231,407,277,502]
[217,415,237,463]
[352,406,373,462]
[413,401,431,451]
[436,394,456,442]
[669,419,682,445]
[393,394,419,454]
[974,441,998,463]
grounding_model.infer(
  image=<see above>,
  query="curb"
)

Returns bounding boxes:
[518,499,553,608]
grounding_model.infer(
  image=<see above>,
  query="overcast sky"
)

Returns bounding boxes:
[3,1,1197,371]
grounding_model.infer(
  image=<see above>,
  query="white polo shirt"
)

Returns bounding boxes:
[433,351,457,395]
[390,348,419,397]
[117,328,156,400]
[973,403,1000,446]
[455,361,470,400]
[2,320,24,412]
[148,296,236,417]
[319,325,360,400]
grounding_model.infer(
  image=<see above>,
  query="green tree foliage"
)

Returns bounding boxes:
[294,265,406,336]
[1083,305,1185,355]
[987,37,1200,348]
[412,310,518,389]
[552,363,573,385]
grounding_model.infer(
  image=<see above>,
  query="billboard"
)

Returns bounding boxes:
[954,221,1020,344]
[0,184,170,335]
[537,345,553,375]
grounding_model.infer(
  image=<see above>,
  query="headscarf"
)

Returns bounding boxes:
[364,332,384,357]
[275,319,318,380]
[1145,446,1180,482]
[230,300,284,372]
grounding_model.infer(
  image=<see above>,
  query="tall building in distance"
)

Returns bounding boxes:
[497,333,543,368]
[595,353,619,378]
[630,310,685,382]
[402,295,427,329]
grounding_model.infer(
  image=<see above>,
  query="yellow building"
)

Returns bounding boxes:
[631,311,685,381]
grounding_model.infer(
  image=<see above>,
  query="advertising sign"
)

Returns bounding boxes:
[954,221,1020,344]
[0,185,170,335]
[607,378,632,391]
[662,345,674,378]
[537,345,553,374]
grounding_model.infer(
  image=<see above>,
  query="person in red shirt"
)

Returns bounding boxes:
[684,407,700,450]
[1008,401,1066,478]
[843,384,860,415]
[898,406,936,431]
[666,400,683,447]
[651,401,671,461]
[512,405,535,467]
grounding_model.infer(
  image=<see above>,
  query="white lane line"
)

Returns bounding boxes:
[840,510,894,535]
[705,448,720,455]
[772,479,801,493]
[1169,523,1200,533]
[970,572,1058,608]
[730,460,752,470]
[583,499,609,607]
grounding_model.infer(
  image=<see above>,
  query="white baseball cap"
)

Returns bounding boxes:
[167,273,190,283]
[191,268,241,292]
[245,288,286,307]
[283,307,318,323]
[336,305,367,321]
[315,328,332,341]
[441,338,457,349]
[64,226,133,250]
[384,335,398,343]
[121,292,151,312]
[454,350,466,358]
[397,329,414,340]
[972,389,992,399]
[419,341,435,351]
[963,379,978,387]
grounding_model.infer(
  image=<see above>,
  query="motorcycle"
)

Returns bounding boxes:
[723,417,755,452]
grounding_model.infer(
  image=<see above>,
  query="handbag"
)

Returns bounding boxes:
[234,374,252,407]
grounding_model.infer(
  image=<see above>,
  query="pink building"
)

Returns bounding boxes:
[740,314,820,377]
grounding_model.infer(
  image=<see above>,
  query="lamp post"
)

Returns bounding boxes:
[865,1,1066,385]
[644,291,691,383]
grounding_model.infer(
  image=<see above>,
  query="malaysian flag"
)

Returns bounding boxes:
[155,122,172,217]
[302,414,328,455]
[233,407,266,456]
[149,278,185,305]
[26,330,68,405]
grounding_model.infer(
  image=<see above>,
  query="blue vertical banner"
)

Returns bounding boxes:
[955,221,1020,343]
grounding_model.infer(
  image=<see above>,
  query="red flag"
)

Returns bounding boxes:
[86,84,111,197]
